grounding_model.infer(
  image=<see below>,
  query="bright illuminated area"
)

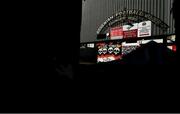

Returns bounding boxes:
[80,0,176,64]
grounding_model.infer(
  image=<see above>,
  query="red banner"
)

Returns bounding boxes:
[96,42,122,63]
[123,29,137,38]
[110,27,123,39]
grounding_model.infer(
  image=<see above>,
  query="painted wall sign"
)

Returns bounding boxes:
[96,42,122,63]
[97,9,169,34]
[123,23,138,38]
[138,21,152,37]
[110,27,123,40]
